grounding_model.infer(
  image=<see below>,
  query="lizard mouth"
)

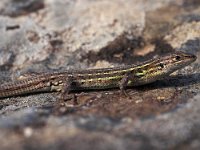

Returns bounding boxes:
[182,53,197,63]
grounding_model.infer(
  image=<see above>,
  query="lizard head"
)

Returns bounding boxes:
[133,51,196,85]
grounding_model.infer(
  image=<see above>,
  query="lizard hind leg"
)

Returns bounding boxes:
[58,77,78,106]
[53,77,78,115]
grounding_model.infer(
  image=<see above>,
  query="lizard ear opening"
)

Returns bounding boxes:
[135,68,146,78]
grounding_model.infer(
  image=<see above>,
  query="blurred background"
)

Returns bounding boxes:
[0,0,200,149]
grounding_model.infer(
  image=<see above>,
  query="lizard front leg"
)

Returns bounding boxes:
[119,73,132,98]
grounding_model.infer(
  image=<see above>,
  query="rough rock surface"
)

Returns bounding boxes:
[0,0,200,149]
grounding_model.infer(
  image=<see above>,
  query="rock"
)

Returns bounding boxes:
[0,0,200,149]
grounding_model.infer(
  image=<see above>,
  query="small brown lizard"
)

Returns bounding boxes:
[0,51,196,100]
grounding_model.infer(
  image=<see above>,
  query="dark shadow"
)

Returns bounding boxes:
[135,72,200,91]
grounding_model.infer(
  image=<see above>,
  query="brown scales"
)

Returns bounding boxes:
[0,51,196,99]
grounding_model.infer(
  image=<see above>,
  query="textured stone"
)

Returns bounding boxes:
[0,0,200,150]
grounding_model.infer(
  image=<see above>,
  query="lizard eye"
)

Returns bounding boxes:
[159,63,165,69]
[175,55,181,61]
